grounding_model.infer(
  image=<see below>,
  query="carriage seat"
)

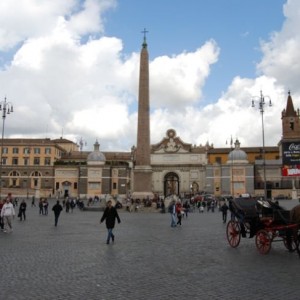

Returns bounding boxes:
[231,197,258,221]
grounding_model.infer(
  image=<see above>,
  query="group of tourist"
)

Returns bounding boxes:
[168,200,186,227]
[0,195,65,232]
[0,193,230,246]
[0,195,30,233]
[166,197,231,227]
[38,198,49,215]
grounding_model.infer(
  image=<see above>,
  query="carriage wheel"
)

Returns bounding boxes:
[226,220,241,248]
[256,230,272,254]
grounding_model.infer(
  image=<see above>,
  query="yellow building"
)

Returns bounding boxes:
[0,138,77,199]
[207,145,279,165]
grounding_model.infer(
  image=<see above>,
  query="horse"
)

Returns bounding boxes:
[290,204,300,224]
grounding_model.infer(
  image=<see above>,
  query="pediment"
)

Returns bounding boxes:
[151,129,192,154]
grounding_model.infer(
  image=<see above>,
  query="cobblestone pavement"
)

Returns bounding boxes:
[1,199,300,300]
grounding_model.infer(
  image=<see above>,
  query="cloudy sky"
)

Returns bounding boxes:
[0,0,299,151]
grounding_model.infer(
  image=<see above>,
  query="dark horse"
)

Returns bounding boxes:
[291,204,300,224]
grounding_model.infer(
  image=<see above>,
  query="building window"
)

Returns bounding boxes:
[1,157,7,165]
[74,182,77,189]
[2,147,8,154]
[34,148,40,154]
[56,182,60,190]
[23,148,31,154]
[34,157,40,165]
[12,157,18,165]
[234,182,244,190]
[24,158,29,166]
[113,182,117,189]
[11,171,20,176]
[89,182,100,189]
[44,157,51,165]
[34,179,38,187]
[233,169,244,176]
[45,148,51,154]
[214,169,220,177]
[12,147,19,154]
[215,157,222,164]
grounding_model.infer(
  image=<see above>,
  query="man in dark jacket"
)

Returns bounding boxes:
[52,200,63,226]
[19,199,27,221]
[100,200,121,244]
[221,202,229,223]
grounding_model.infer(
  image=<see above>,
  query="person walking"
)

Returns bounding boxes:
[0,199,4,230]
[221,202,229,223]
[19,199,27,221]
[43,199,49,215]
[176,201,183,226]
[65,198,70,213]
[168,200,177,227]
[100,200,121,244]
[183,201,190,218]
[199,202,204,213]
[31,196,36,207]
[1,197,15,233]
[52,200,63,226]
[39,199,44,215]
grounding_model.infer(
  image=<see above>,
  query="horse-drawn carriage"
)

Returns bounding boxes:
[226,197,300,256]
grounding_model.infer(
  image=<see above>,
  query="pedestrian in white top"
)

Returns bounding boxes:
[1,198,15,233]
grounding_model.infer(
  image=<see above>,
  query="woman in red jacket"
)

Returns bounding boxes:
[176,201,182,226]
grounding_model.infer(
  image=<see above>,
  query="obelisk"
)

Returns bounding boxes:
[132,29,154,200]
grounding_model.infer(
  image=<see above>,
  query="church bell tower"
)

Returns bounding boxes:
[281,92,300,140]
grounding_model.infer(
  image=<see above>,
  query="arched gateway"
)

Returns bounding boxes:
[164,172,179,196]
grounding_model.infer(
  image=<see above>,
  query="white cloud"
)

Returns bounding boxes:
[151,75,286,148]
[0,0,74,50]
[150,40,219,110]
[67,0,115,35]
[257,0,300,94]
[152,0,300,150]
[1,0,300,153]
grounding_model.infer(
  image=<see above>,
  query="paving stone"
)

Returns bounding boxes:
[0,199,300,299]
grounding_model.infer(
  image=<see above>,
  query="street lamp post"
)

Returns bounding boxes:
[252,91,272,200]
[0,97,14,199]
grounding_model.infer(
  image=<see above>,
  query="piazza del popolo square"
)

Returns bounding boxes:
[0,37,300,203]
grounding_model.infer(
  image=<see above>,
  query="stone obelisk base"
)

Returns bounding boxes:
[132,166,154,199]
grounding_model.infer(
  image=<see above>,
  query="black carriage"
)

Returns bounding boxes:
[226,197,300,256]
